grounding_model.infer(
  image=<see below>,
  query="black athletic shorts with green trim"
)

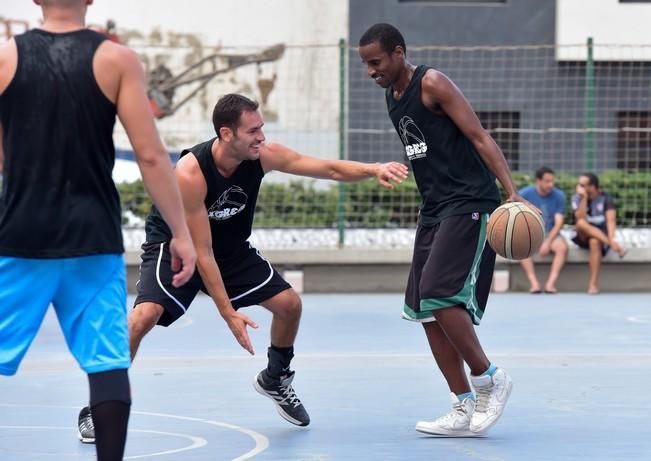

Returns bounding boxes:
[134,241,291,326]
[403,213,496,325]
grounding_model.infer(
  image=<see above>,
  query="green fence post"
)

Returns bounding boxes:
[337,38,347,247]
[585,37,595,171]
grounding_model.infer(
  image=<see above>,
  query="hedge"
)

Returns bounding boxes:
[118,170,651,228]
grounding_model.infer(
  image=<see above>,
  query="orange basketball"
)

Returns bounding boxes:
[486,202,545,260]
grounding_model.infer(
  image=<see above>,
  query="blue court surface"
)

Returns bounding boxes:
[1,292,650,460]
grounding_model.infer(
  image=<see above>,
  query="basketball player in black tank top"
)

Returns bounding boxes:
[359,24,535,437]
[0,1,195,460]
[75,93,408,433]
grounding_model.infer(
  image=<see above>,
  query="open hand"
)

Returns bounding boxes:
[224,310,259,355]
[375,162,409,189]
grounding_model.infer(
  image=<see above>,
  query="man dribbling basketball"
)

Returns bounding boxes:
[359,23,530,436]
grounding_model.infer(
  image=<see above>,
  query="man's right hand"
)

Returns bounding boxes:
[610,239,627,258]
[506,193,542,216]
[168,235,197,287]
[224,311,259,355]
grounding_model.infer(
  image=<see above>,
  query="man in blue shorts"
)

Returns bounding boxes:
[519,166,568,293]
[571,172,626,294]
[0,1,196,460]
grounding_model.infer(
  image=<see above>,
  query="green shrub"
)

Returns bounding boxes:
[117,180,151,225]
[117,169,651,228]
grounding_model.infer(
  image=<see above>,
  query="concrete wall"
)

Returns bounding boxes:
[125,247,651,294]
[349,0,555,47]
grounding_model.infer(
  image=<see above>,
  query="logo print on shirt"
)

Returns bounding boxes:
[208,186,248,221]
[398,116,428,160]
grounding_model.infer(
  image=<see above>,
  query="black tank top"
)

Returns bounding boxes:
[0,29,122,257]
[145,138,264,258]
[386,65,500,226]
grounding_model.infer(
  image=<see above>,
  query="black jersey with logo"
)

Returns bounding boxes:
[0,29,122,257]
[570,191,615,233]
[145,138,264,258]
[385,65,500,225]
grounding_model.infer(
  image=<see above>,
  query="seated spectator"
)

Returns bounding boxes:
[571,172,627,294]
[519,166,568,294]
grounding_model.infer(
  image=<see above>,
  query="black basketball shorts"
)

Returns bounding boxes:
[571,229,610,257]
[134,241,291,326]
[403,213,496,325]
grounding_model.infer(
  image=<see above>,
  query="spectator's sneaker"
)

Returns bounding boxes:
[470,367,513,434]
[253,370,310,426]
[77,406,95,444]
[416,393,478,437]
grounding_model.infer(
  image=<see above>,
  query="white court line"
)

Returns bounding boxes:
[626,315,650,324]
[125,429,207,460]
[134,411,269,461]
[0,426,206,459]
[0,404,269,461]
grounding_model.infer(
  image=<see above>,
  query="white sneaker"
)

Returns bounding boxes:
[469,367,513,434]
[415,392,478,437]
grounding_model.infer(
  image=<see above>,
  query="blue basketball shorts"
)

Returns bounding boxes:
[0,254,130,376]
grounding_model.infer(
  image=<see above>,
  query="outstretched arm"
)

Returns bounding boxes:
[421,70,521,202]
[260,143,408,188]
[176,155,258,355]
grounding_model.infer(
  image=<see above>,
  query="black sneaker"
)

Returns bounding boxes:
[253,370,310,426]
[78,406,95,444]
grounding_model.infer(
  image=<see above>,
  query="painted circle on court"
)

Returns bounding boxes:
[0,403,269,460]
[0,426,206,459]
[626,314,651,324]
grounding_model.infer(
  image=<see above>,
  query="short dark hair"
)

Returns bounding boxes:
[41,0,84,6]
[212,94,259,138]
[535,166,555,180]
[359,23,406,55]
[580,172,600,189]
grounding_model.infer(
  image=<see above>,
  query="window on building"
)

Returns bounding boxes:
[476,111,520,170]
[617,111,651,170]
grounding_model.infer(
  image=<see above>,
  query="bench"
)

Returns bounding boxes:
[122,228,651,293]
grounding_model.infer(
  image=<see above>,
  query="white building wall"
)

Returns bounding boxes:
[3,1,348,161]
[3,1,347,47]
[556,0,651,60]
